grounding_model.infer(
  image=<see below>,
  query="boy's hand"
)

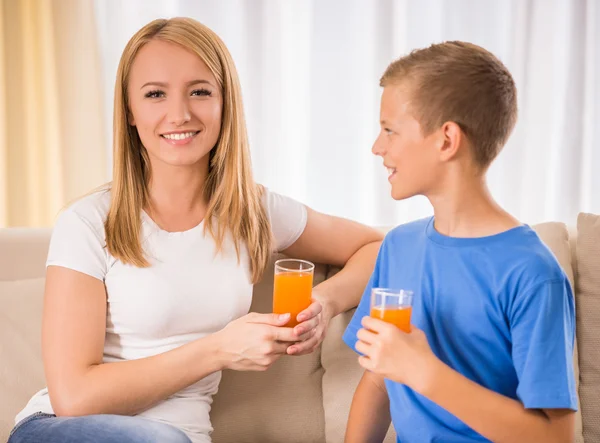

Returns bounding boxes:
[355,316,441,393]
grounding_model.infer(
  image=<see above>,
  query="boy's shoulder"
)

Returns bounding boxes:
[509,227,568,285]
[471,224,571,295]
[384,217,432,244]
[381,218,567,284]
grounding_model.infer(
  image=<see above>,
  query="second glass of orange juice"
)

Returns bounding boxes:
[273,259,314,327]
[370,288,414,333]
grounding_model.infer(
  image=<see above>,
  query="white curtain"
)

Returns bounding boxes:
[0,0,106,227]
[94,0,599,227]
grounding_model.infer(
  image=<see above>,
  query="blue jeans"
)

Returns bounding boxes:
[8,412,193,443]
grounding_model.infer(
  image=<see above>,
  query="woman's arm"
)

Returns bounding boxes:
[282,207,383,354]
[43,266,301,416]
[283,207,383,315]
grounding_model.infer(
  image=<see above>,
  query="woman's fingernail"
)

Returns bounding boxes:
[279,313,290,321]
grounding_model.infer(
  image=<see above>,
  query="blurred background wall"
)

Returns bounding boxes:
[1,0,598,228]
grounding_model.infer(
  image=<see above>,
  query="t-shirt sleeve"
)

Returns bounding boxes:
[262,187,308,252]
[342,242,383,353]
[509,277,578,410]
[46,207,108,281]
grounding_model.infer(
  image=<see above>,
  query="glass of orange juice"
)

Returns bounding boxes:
[273,259,314,327]
[370,288,414,333]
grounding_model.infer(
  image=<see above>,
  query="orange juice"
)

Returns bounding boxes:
[370,306,412,333]
[273,271,313,327]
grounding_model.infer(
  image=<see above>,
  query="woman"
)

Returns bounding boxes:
[9,17,382,443]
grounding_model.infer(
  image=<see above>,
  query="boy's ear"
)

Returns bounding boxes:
[438,121,463,162]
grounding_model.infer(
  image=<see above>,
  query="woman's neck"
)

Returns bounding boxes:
[145,159,210,232]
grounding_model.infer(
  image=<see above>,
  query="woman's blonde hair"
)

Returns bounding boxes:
[105,17,271,283]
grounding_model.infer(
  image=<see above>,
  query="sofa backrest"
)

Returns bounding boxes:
[575,213,600,442]
[210,253,328,443]
[0,229,51,441]
[1,219,598,443]
[530,222,584,442]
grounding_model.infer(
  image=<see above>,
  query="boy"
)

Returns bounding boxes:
[343,41,577,443]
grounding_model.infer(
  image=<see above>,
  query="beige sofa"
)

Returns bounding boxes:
[1,215,599,443]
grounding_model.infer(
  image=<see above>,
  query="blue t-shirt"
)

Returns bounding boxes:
[343,217,577,443]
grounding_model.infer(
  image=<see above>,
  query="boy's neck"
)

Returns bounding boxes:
[427,171,521,238]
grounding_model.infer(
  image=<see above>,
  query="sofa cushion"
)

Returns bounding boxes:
[322,302,396,443]
[0,278,46,442]
[576,213,600,442]
[210,255,326,443]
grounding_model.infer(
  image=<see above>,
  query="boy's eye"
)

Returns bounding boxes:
[145,90,164,99]
[191,88,212,97]
[384,128,393,135]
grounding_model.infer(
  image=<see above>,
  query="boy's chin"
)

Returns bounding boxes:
[390,186,417,201]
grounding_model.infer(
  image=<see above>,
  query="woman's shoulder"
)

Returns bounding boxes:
[47,187,112,278]
[259,185,307,252]
[56,187,112,238]
[259,186,304,216]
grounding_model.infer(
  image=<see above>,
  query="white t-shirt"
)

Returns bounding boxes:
[16,187,308,443]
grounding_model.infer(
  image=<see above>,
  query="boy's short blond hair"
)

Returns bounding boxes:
[381,41,518,169]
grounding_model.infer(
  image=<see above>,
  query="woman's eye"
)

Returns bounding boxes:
[145,90,164,99]
[384,128,393,135]
[191,88,212,97]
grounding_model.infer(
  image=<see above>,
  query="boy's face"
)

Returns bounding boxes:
[372,84,442,201]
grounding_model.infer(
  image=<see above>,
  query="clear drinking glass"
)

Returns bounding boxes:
[370,288,414,332]
[272,259,314,327]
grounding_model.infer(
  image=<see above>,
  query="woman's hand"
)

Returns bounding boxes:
[286,297,333,356]
[215,312,313,371]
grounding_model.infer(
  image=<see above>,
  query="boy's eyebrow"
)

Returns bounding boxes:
[140,79,213,89]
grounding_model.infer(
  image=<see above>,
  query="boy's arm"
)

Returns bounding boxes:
[345,370,391,443]
[422,362,575,443]
[342,238,390,442]
[357,272,577,443]
[357,314,576,443]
